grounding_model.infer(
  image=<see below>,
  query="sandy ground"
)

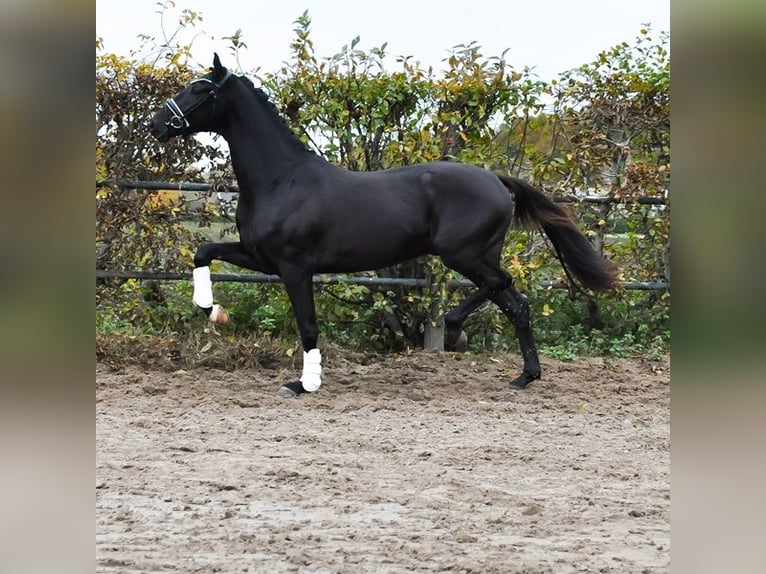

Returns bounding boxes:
[96,350,670,573]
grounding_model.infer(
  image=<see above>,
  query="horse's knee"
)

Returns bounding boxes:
[193,243,216,268]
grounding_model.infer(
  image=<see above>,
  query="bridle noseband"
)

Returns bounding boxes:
[164,70,233,130]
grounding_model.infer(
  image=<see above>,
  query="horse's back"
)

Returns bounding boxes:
[334,161,512,209]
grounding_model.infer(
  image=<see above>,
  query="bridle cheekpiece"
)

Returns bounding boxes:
[164,69,233,130]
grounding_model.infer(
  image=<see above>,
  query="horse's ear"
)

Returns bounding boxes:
[212,53,225,77]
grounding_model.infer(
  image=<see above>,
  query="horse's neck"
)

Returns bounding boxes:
[222,84,307,196]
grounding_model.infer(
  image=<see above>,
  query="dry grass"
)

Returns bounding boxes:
[96,329,379,372]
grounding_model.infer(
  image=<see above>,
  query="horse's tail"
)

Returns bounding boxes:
[498,175,618,292]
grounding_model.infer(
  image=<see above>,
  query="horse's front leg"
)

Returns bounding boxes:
[192,241,270,325]
[277,264,321,397]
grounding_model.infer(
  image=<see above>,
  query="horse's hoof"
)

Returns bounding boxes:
[445,329,468,353]
[277,381,305,397]
[510,371,541,390]
[209,304,230,326]
[453,331,468,353]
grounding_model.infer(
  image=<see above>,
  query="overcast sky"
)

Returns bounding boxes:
[96,0,669,81]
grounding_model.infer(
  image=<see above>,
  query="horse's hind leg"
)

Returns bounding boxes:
[444,286,492,351]
[489,283,542,389]
[442,254,541,389]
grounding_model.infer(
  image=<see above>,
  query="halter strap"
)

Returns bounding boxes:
[164,70,233,130]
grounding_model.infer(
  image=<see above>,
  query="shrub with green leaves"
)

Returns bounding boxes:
[96,9,669,359]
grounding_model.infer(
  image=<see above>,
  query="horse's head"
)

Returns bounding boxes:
[150,53,233,142]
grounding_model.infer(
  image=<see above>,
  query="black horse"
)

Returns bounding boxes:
[150,54,617,396]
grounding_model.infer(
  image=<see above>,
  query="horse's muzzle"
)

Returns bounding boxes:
[149,117,171,142]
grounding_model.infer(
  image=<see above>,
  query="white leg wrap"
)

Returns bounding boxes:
[300,348,322,392]
[192,266,214,308]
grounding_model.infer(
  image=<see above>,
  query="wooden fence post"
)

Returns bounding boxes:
[423,316,445,352]
[423,261,446,351]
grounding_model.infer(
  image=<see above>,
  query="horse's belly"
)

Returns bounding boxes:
[315,226,431,272]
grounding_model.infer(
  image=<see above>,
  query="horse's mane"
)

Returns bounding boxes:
[238,76,308,151]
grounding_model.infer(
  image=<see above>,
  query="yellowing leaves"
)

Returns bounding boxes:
[509,254,525,275]
[146,190,181,211]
